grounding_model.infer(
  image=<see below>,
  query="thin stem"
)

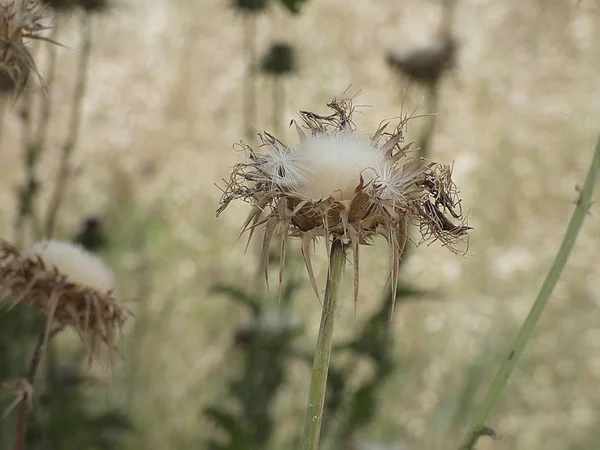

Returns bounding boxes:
[13,25,61,245]
[44,12,92,238]
[459,134,600,450]
[14,325,50,450]
[301,239,345,450]
[272,76,284,136]
[0,96,6,159]
[417,81,441,161]
[33,23,60,156]
[398,81,441,268]
[14,81,35,247]
[243,13,258,143]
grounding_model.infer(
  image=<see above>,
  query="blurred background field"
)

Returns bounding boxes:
[1,0,600,449]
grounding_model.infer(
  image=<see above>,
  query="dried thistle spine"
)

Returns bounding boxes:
[0,0,53,96]
[218,97,470,315]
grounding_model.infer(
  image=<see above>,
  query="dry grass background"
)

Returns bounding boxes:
[1,0,600,448]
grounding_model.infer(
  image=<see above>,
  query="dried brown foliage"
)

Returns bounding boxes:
[0,240,130,366]
[0,0,54,96]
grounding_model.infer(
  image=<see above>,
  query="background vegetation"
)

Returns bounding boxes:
[1,0,600,449]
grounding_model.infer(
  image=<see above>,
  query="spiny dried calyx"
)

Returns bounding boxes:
[0,239,130,366]
[0,0,55,96]
[217,98,470,314]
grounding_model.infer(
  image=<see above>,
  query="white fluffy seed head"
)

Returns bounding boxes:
[23,240,116,294]
[274,131,391,201]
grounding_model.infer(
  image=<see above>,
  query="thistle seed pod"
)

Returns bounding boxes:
[0,0,52,97]
[0,239,130,366]
[387,34,457,85]
[218,98,470,313]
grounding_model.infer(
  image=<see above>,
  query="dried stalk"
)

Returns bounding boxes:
[45,12,92,238]
[13,323,50,450]
[272,76,284,136]
[13,24,60,245]
[243,13,258,142]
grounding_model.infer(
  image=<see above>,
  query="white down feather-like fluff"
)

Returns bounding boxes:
[23,240,116,294]
[267,131,392,201]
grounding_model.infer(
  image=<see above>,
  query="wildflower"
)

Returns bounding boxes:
[217,98,470,314]
[0,239,130,365]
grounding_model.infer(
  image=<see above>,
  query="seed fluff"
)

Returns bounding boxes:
[217,97,470,316]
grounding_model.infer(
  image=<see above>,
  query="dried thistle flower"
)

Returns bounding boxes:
[0,239,130,365]
[261,41,296,76]
[0,0,52,96]
[217,98,470,314]
[387,32,457,86]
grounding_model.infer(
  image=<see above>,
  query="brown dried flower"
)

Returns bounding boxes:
[387,33,457,86]
[0,0,52,96]
[217,98,470,313]
[0,239,130,366]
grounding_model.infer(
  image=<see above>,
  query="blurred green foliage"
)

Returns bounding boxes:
[276,0,308,14]
[203,274,429,450]
[204,280,303,450]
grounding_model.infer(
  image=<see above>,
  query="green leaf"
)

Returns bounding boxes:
[276,0,307,14]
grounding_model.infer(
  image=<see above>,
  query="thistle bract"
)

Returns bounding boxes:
[218,98,469,313]
[0,0,51,96]
[0,239,130,366]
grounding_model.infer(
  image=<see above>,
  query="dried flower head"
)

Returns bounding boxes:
[0,239,130,366]
[218,98,470,314]
[0,0,51,96]
[261,41,297,76]
[387,32,457,86]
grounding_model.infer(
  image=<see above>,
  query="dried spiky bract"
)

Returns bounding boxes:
[0,240,130,366]
[218,98,470,314]
[0,0,50,95]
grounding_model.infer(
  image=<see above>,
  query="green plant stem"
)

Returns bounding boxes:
[273,76,284,136]
[301,239,345,450]
[243,13,258,143]
[459,134,600,450]
[417,81,440,161]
